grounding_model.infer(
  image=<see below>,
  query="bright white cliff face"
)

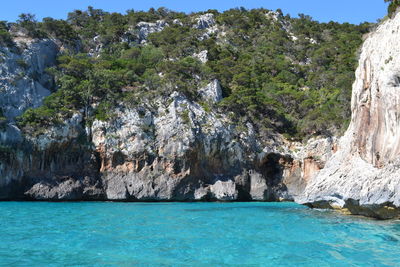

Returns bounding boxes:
[301,12,400,219]
[350,13,400,166]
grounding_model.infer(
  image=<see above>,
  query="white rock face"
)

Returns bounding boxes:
[280,137,337,200]
[290,137,337,166]
[0,39,58,119]
[195,13,215,29]
[266,11,281,22]
[193,50,208,63]
[32,113,83,150]
[209,180,238,200]
[137,20,168,43]
[250,172,269,200]
[120,20,169,45]
[172,19,183,26]
[194,13,219,40]
[199,79,222,103]
[88,35,103,56]
[89,87,278,201]
[300,12,400,219]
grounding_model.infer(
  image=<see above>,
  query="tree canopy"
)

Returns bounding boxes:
[9,7,372,139]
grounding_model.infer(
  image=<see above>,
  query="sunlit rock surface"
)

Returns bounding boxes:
[300,12,400,219]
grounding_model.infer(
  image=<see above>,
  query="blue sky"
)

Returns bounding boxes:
[0,0,388,24]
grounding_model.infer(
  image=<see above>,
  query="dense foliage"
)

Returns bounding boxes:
[8,7,372,139]
[0,21,13,46]
[386,0,400,17]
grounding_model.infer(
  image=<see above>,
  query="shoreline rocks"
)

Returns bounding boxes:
[299,12,400,220]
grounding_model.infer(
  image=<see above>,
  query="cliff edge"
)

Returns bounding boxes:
[300,12,400,219]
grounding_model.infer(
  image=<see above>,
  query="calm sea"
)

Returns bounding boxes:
[0,202,399,266]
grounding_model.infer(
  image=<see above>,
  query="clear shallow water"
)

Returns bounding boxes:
[0,202,399,267]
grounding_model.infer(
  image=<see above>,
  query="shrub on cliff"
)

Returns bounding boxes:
[17,13,47,39]
[41,18,78,45]
[0,21,13,47]
[14,7,372,139]
[385,0,400,17]
[0,108,6,121]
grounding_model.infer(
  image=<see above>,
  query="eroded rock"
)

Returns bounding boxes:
[300,12,400,219]
[199,79,222,103]
[194,14,215,29]
[0,39,58,120]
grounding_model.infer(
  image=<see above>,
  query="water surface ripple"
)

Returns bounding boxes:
[0,202,399,266]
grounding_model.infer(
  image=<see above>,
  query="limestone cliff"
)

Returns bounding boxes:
[0,63,327,201]
[1,8,399,220]
[301,12,400,219]
[0,11,368,214]
[0,39,57,120]
[0,19,337,202]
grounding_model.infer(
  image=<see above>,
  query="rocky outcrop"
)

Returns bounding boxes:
[0,34,335,203]
[137,20,168,43]
[284,137,337,200]
[194,14,215,30]
[300,12,400,219]
[193,50,208,64]
[90,90,288,201]
[199,79,222,103]
[3,10,400,221]
[0,77,327,201]
[88,35,103,56]
[121,20,169,45]
[0,39,58,120]
[194,13,219,41]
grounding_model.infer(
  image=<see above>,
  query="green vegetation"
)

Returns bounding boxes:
[385,0,400,17]
[180,109,191,125]
[0,21,13,46]
[41,17,79,45]
[17,13,47,39]
[16,59,28,69]
[0,108,6,121]
[11,7,372,139]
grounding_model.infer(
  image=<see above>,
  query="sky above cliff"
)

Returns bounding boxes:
[0,0,388,24]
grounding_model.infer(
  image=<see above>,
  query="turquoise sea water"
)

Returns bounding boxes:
[0,202,399,266]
